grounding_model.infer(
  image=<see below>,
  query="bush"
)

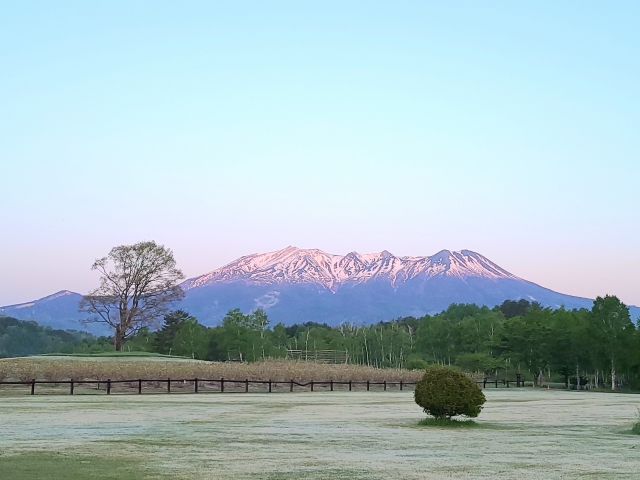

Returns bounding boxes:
[405,355,429,370]
[414,366,486,419]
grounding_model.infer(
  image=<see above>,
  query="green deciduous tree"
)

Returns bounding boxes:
[79,241,184,350]
[591,295,634,391]
[172,317,208,359]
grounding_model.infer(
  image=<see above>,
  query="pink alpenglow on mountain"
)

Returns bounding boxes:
[181,247,520,291]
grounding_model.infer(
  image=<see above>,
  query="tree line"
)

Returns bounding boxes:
[116,295,638,391]
[0,316,93,357]
[3,295,639,391]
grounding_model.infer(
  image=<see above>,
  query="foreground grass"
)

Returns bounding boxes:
[0,452,165,480]
[1,390,639,479]
[418,417,480,428]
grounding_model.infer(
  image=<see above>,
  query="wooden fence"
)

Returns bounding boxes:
[285,349,349,364]
[0,378,416,396]
[0,374,524,396]
[478,376,524,388]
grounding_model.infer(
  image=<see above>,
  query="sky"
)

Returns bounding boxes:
[1,2,639,307]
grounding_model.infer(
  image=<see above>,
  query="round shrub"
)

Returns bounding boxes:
[414,366,486,419]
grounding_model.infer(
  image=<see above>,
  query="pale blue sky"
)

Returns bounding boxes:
[1,2,639,306]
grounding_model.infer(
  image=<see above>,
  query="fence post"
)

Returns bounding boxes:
[106,379,111,395]
[245,379,249,393]
[495,379,498,388]
[31,379,35,395]
[310,380,314,392]
[483,378,487,389]
[167,378,171,394]
[138,379,142,394]
[220,378,224,393]
[507,380,510,388]
[367,380,370,391]
[290,379,293,392]
[330,380,333,392]
[70,379,74,395]
[194,378,198,394]
[383,381,387,391]
[400,380,403,391]
[349,380,352,391]
[268,380,272,393]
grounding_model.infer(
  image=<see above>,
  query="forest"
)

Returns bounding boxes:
[0,316,96,358]
[2,295,638,390]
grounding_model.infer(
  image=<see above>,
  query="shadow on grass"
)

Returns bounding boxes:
[418,417,481,428]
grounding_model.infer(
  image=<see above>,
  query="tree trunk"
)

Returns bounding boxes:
[114,328,124,351]
[575,364,580,391]
[611,360,616,392]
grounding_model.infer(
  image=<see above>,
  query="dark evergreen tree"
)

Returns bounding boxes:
[496,299,541,319]
[154,310,192,355]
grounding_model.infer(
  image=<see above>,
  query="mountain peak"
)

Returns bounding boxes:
[183,247,520,290]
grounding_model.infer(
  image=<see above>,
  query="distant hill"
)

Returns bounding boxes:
[2,247,638,330]
[0,291,108,335]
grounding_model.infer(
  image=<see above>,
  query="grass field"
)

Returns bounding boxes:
[1,389,639,479]
[0,356,423,384]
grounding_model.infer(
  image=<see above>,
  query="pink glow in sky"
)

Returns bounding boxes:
[1,2,639,307]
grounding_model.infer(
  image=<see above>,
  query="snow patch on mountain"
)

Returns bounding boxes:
[15,302,35,309]
[254,291,281,310]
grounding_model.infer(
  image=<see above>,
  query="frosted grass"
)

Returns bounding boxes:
[1,390,639,479]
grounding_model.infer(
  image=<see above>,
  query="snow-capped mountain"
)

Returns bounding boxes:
[177,246,613,325]
[2,246,639,331]
[181,246,520,292]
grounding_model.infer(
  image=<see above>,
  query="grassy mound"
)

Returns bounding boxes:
[36,352,191,359]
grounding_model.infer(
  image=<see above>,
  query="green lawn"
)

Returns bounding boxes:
[33,351,198,360]
[0,453,164,480]
[1,390,639,479]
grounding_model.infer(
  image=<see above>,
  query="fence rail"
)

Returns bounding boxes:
[0,374,525,396]
[285,349,349,364]
[0,378,419,396]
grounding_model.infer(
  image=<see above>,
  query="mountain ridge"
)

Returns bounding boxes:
[2,246,638,332]
[181,247,521,292]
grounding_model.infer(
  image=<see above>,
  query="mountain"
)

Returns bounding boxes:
[179,247,640,324]
[0,290,108,335]
[2,247,639,330]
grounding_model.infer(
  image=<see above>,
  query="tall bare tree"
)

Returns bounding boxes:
[79,241,185,350]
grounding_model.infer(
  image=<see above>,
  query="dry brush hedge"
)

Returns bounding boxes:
[0,358,424,383]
